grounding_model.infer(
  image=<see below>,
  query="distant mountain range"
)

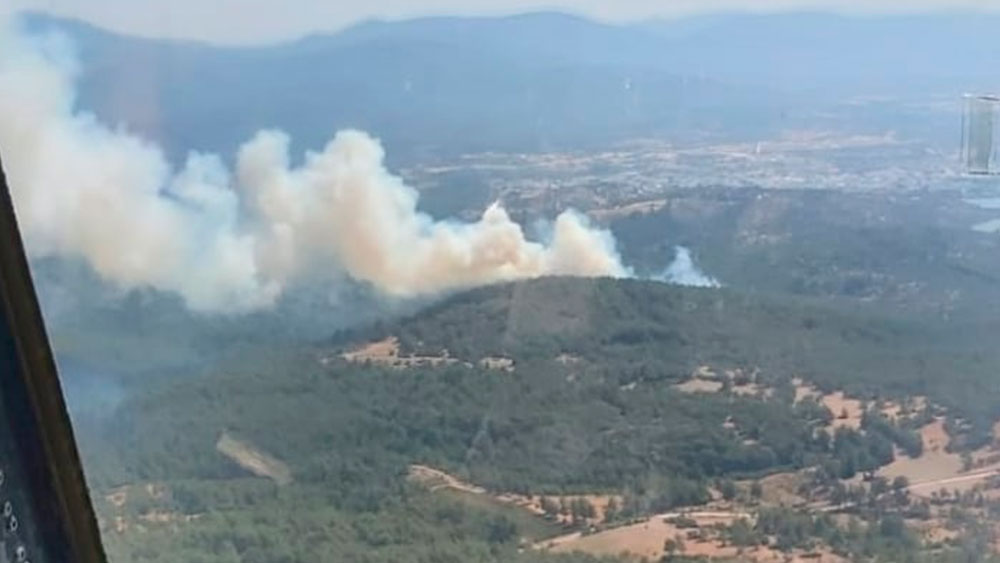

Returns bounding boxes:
[17,11,1000,163]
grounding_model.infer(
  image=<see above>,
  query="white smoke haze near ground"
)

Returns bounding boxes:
[659,246,720,288]
[0,18,630,313]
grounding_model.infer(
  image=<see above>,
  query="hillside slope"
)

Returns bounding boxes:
[86,278,1000,488]
[358,278,1000,438]
[81,278,1000,562]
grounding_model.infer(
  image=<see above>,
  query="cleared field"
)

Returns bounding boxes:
[339,336,459,368]
[752,471,808,507]
[340,337,515,370]
[675,378,724,393]
[878,418,959,489]
[820,391,864,430]
[879,418,960,485]
[544,513,734,560]
[792,379,864,431]
[877,417,1000,496]
[542,510,845,562]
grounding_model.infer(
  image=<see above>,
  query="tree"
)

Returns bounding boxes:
[485,514,517,543]
[569,498,595,525]
[663,536,685,560]
[907,500,931,520]
[878,514,906,539]
[569,498,583,524]
[814,429,831,452]
[604,497,619,523]
[869,476,889,497]
[828,482,845,505]
[718,479,738,502]
[750,481,763,501]
[727,518,758,547]
[539,497,559,517]
[839,453,857,479]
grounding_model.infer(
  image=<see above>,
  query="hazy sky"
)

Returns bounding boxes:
[7,0,1000,44]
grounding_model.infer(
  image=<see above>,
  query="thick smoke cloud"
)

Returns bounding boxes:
[0,20,629,312]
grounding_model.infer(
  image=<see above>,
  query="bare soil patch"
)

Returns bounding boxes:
[340,336,459,368]
[879,397,927,421]
[793,378,820,403]
[675,378,724,393]
[914,519,960,545]
[676,366,770,397]
[544,514,721,560]
[821,391,864,430]
[408,465,485,495]
[479,356,515,371]
[145,483,167,500]
[732,381,767,397]
[693,365,718,379]
[342,336,400,362]
[555,353,581,365]
[588,199,666,222]
[792,380,865,431]
[341,337,513,371]
[106,487,128,508]
[543,510,841,562]
[880,418,959,485]
[752,471,809,507]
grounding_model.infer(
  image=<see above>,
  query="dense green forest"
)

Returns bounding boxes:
[71,277,1000,562]
[98,480,619,563]
[356,277,1000,448]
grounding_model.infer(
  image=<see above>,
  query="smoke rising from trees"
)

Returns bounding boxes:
[0,19,630,312]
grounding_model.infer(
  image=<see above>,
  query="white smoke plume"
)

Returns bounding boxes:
[659,246,720,288]
[0,19,630,313]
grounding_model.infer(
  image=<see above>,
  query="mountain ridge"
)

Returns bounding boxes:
[16,10,999,164]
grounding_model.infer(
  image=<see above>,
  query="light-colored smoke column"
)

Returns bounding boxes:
[659,246,719,288]
[0,20,629,312]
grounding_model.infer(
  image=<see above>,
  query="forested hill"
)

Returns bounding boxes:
[87,278,1000,561]
[347,277,1000,445]
[367,277,905,367]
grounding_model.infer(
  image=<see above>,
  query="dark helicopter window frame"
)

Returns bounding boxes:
[0,155,106,563]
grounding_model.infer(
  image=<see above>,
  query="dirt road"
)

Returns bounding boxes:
[906,468,1000,492]
[408,464,486,494]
